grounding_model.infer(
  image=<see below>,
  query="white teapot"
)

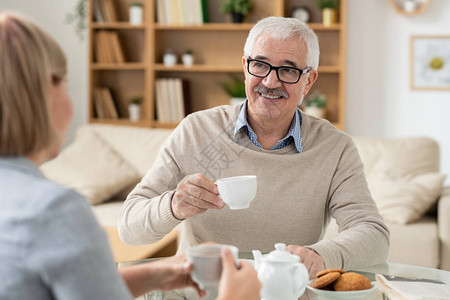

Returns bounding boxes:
[252,243,309,300]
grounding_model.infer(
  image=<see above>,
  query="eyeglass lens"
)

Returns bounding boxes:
[248,60,301,83]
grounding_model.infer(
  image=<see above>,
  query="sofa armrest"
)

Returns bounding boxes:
[438,186,450,271]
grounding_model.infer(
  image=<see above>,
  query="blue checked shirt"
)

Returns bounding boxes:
[233,100,303,152]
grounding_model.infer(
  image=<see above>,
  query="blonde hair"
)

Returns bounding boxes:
[244,16,320,70]
[0,13,66,156]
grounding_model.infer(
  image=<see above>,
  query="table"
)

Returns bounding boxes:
[105,228,178,263]
[117,258,450,300]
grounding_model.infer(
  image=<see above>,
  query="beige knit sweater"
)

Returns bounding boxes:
[119,104,390,269]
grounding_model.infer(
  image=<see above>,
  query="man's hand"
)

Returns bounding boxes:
[171,173,225,220]
[286,245,324,279]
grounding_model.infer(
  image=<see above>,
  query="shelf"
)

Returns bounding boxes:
[155,64,242,72]
[88,0,346,130]
[153,121,179,129]
[90,119,150,127]
[155,23,254,31]
[91,22,146,29]
[91,63,146,70]
[155,64,341,73]
[154,22,341,31]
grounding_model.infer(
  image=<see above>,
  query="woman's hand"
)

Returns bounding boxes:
[119,254,206,298]
[217,247,261,300]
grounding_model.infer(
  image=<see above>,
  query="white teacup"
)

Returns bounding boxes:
[186,244,239,291]
[216,175,257,209]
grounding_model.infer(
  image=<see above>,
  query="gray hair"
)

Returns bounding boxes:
[243,16,320,70]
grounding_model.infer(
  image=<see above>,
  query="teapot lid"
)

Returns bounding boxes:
[265,243,300,262]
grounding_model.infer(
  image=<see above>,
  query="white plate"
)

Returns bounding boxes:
[306,280,376,299]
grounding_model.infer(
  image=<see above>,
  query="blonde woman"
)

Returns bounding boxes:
[0,13,260,300]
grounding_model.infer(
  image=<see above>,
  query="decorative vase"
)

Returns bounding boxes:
[129,3,143,25]
[163,51,177,66]
[128,103,141,122]
[404,0,416,12]
[182,53,194,67]
[322,8,338,27]
[231,12,244,23]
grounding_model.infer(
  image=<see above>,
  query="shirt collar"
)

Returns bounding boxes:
[233,99,303,153]
[0,156,44,177]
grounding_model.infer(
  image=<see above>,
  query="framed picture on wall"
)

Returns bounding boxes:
[410,35,450,90]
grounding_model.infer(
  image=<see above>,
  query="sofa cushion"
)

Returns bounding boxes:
[353,137,445,224]
[388,216,440,269]
[353,137,441,176]
[86,125,173,177]
[323,216,439,269]
[367,159,445,224]
[40,126,140,205]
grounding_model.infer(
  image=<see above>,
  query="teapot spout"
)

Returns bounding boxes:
[252,250,263,270]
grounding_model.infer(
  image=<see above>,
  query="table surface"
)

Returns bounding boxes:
[118,255,450,300]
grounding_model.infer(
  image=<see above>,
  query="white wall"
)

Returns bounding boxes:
[1,0,449,184]
[0,0,88,145]
[346,0,450,185]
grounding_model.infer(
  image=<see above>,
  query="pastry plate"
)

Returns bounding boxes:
[306,280,376,299]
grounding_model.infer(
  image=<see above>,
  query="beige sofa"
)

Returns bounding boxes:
[40,124,450,270]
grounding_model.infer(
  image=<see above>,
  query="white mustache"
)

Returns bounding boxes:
[254,86,288,98]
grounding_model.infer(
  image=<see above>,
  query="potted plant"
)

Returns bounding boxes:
[65,0,87,40]
[304,90,326,118]
[182,49,194,67]
[128,96,143,122]
[129,3,144,25]
[220,74,246,105]
[316,0,339,26]
[220,0,254,23]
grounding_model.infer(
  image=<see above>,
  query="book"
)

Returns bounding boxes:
[375,274,450,300]
[201,0,208,23]
[103,0,118,22]
[93,0,105,22]
[93,87,106,118]
[155,79,172,122]
[97,30,114,63]
[156,0,166,24]
[155,79,167,122]
[165,78,177,122]
[173,78,184,122]
[100,87,119,119]
[109,31,125,63]
[182,79,191,116]
[192,0,203,25]
[94,31,106,63]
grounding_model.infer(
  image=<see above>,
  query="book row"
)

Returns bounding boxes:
[93,87,119,119]
[156,0,209,25]
[155,78,191,123]
[94,30,125,63]
[93,0,119,22]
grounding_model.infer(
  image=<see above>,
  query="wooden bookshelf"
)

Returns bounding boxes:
[88,0,347,130]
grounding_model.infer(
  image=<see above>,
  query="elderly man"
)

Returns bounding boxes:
[119,16,390,279]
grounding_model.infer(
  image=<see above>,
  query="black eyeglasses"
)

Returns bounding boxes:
[246,58,311,84]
